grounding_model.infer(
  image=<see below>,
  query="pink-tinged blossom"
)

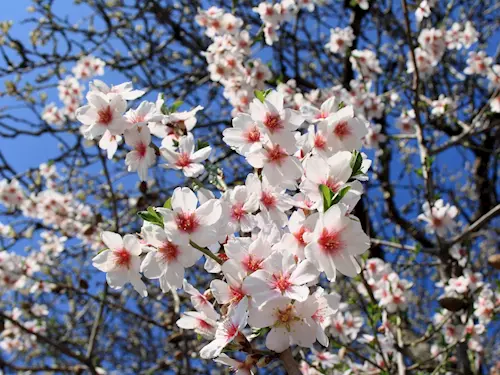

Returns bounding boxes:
[214,354,254,375]
[431,95,456,117]
[224,226,279,276]
[222,185,259,233]
[124,126,156,181]
[200,297,249,359]
[415,0,432,23]
[42,103,65,127]
[98,130,122,159]
[350,50,382,79]
[249,90,303,153]
[325,27,354,55]
[301,96,340,124]
[0,179,25,209]
[223,113,264,156]
[76,91,127,139]
[305,287,340,346]
[325,106,368,152]
[363,124,387,149]
[161,133,211,178]
[176,311,218,339]
[72,55,105,79]
[157,187,222,247]
[89,80,144,101]
[329,309,363,343]
[140,226,201,293]
[275,210,318,260]
[248,297,317,352]
[396,110,416,134]
[124,101,162,128]
[301,152,353,209]
[246,142,303,189]
[304,204,370,280]
[243,250,319,306]
[245,173,293,227]
[211,258,249,309]
[183,280,220,321]
[418,199,458,236]
[310,348,339,369]
[464,51,492,75]
[92,231,147,296]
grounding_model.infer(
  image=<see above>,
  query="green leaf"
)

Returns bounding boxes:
[138,207,164,227]
[169,100,183,113]
[349,150,364,178]
[254,90,266,103]
[319,184,332,212]
[47,159,55,167]
[331,186,351,205]
[338,101,346,109]
[197,140,210,150]
[163,197,172,209]
[254,89,272,103]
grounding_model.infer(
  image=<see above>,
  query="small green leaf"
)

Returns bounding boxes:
[254,90,266,103]
[197,140,210,150]
[163,197,172,209]
[169,100,183,113]
[349,151,364,178]
[254,89,272,103]
[138,207,164,227]
[320,184,332,212]
[331,186,351,205]
[338,101,346,109]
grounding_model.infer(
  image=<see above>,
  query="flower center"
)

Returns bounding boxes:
[314,134,327,149]
[159,241,179,263]
[231,202,246,220]
[98,106,113,125]
[323,177,341,193]
[136,143,147,158]
[271,273,292,293]
[242,254,263,273]
[265,144,287,165]
[114,248,131,269]
[245,126,261,143]
[334,121,352,139]
[230,286,245,304]
[176,152,192,168]
[261,192,276,208]
[293,226,308,246]
[275,305,299,330]
[175,212,199,233]
[318,228,345,255]
[263,113,283,133]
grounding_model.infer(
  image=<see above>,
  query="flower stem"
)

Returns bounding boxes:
[190,241,223,265]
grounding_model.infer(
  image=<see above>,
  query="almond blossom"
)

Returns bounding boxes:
[92,231,147,296]
[248,297,317,353]
[124,126,156,181]
[161,133,212,178]
[140,226,201,293]
[200,297,249,358]
[76,91,127,139]
[157,187,223,247]
[304,204,370,280]
[243,250,319,306]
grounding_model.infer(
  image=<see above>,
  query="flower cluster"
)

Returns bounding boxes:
[360,258,412,313]
[91,89,373,367]
[196,7,271,115]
